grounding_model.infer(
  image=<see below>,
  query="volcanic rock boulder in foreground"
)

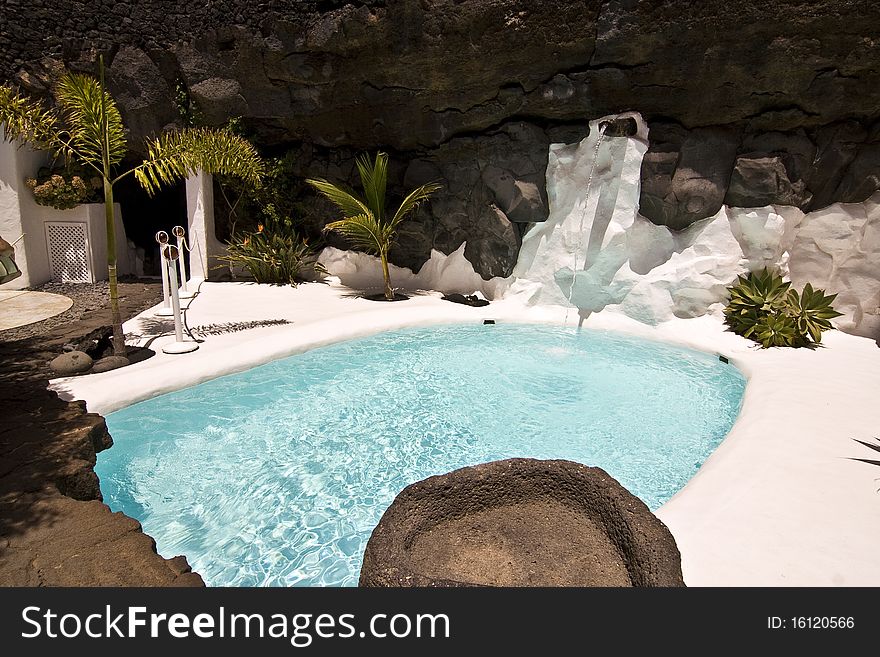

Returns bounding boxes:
[359,458,685,587]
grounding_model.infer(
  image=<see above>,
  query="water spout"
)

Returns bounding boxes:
[511,111,650,315]
[562,119,611,327]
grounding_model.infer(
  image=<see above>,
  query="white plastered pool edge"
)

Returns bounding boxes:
[51,280,880,587]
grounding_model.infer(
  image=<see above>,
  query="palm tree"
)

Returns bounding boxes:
[0,57,264,356]
[307,152,441,301]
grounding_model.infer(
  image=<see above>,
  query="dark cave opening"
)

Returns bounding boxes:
[114,169,188,278]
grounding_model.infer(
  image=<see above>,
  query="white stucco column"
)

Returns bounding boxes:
[0,131,48,289]
[185,170,225,282]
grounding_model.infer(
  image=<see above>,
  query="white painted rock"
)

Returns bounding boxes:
[788,192,880,339]
[510,110,876,336]
[318,243,508,299]
[513,111,649,309]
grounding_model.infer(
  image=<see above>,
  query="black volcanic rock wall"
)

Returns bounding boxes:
[3,0,880,278]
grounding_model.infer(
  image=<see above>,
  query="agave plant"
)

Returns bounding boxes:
[218,205,326,285]
[753,313,800,348]
[723,268,842,348]
[851,437,880,468]
[786,282,843,344]
[0,57,264,355]
[306,152,441,301]
[723,268,791,340]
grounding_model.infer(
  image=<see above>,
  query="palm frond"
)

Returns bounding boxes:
[306,177,372,219]
[54,72,127,169]
[355,152,387,221]
[135,126,264,195]
[324,213,384,255]
[0,85,61,152]
[390,181,442,228]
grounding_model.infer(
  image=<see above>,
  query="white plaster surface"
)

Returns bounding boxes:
[32,202,130,282]
[1,133,47,289]
[788,193,880,340]
[318,242,507,299]
[511,114,879,341]
[1,133,131,287]
[186,171,226,283]
[53,280,880,586]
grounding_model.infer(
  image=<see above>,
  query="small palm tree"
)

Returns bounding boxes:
[0,57,264,356]
[307,152,441,301]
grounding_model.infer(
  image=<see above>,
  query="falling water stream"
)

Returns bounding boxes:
[563,119,611,329]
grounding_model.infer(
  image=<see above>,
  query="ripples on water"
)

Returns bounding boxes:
[97,324,745,586]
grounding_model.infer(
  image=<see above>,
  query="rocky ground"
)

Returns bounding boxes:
[1,278,161,344]
[0,280,204,586]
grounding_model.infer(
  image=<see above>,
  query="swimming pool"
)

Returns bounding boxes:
[96,323,745,586]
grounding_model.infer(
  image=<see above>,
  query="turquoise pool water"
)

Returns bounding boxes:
[97,323,745,587]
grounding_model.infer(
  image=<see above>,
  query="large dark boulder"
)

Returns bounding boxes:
[835,143,880,204]
[804,121,868,210]
[639,120,880,228]
[360,458,685,587]
[639,125,740,231]
[724,154,812,209]
[105,47,179,142]
[399,122,545,277]
[277,121,543,279]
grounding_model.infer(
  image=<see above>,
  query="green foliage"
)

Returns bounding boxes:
[217,206,326,285]
[307,151,441,300]
[173,80,204,129]
[0,84,60,149]
[724,268,791,341]
[54,72,128,170]
[214,133,307,240]
[723,268,843,348]
[753,313,800,348]
[135,126,264,196]
[786,282,843,344]
[25,164,101,209]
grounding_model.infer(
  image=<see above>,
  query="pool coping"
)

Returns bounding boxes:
[52,280,880,586]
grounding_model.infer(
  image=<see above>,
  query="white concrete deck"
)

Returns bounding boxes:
[51,279,880,586]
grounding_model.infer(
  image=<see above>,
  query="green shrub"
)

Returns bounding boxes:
[217,206,326,285]
[25,165,101,209]
[209,120,319,244]
[723,268,843,348]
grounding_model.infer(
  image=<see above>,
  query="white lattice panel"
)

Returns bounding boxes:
[44,221,93,283]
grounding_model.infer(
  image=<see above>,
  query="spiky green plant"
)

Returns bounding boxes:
[851,437,880,468]
[218,206,326,285]
[306,152,441,301]
[785,282,843,345]
[723,268,843,348]
[753,313,799,348]
[723,268,791,341]
[0,58,264,355]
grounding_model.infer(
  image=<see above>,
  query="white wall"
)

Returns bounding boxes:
[0,131,131,287]
[186,170,226,282]
[0,132,47,289]
[36,202,129,282]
